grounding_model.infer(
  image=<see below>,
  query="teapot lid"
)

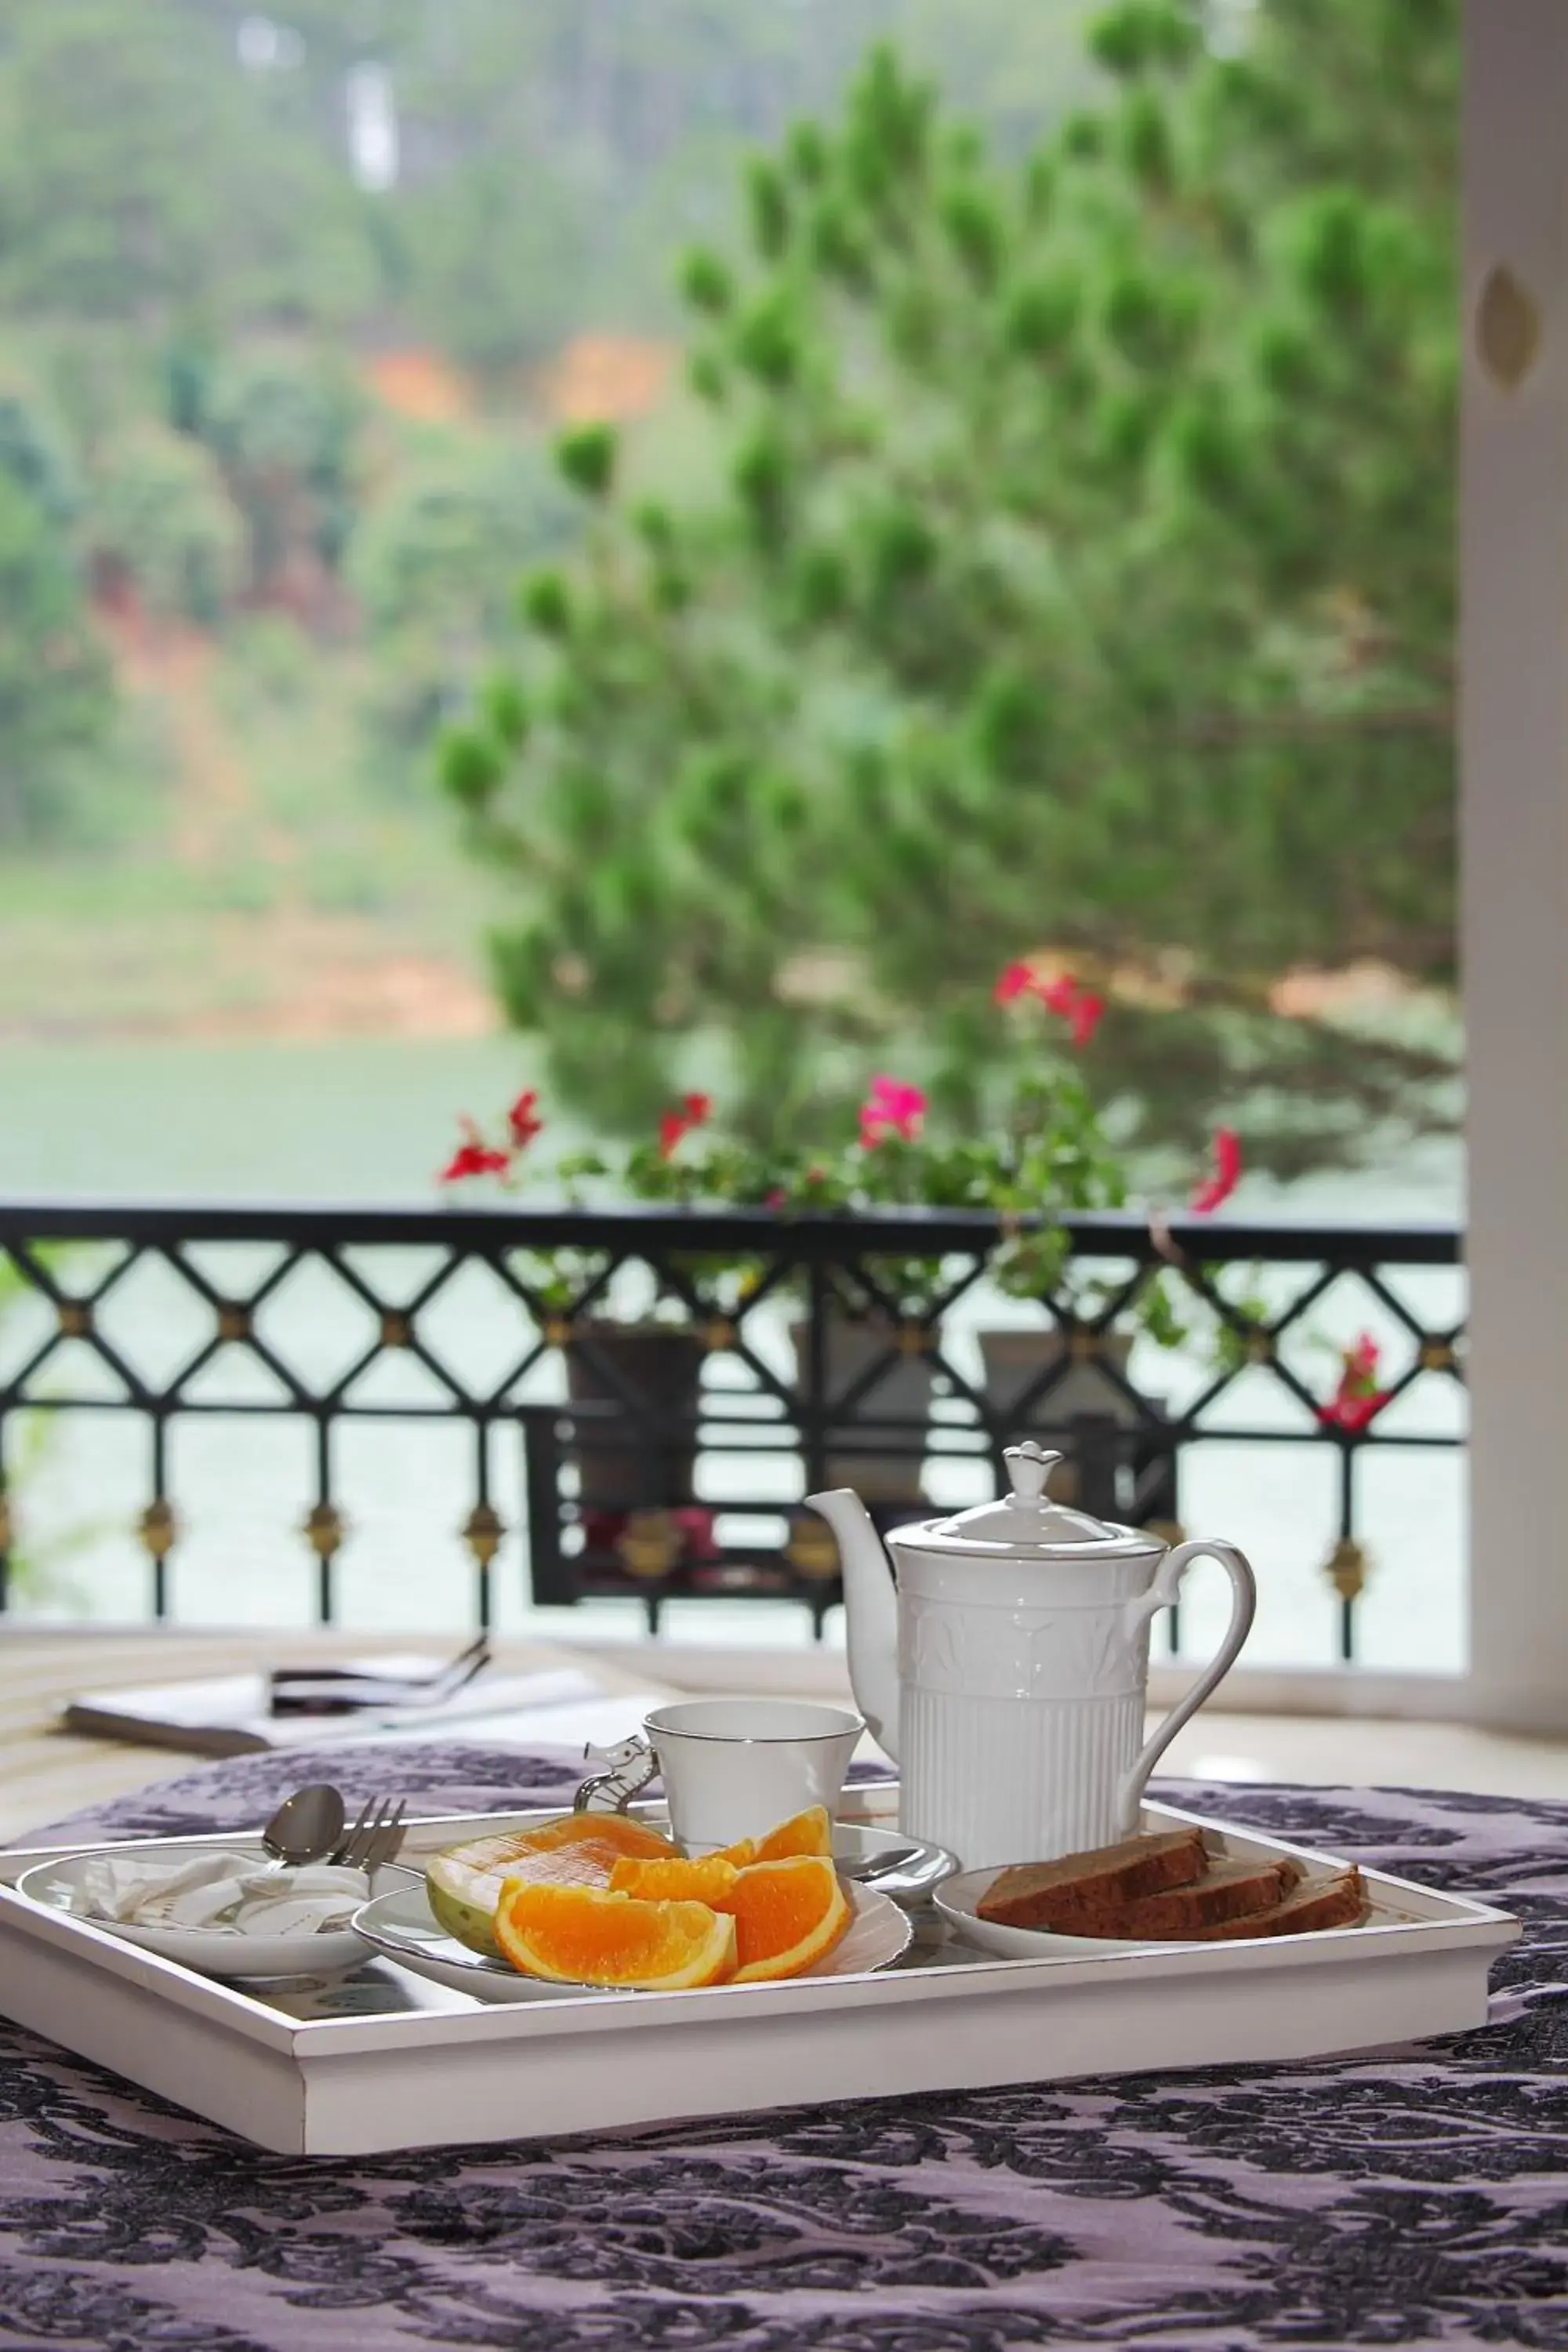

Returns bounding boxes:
[910,1440,1152,1556]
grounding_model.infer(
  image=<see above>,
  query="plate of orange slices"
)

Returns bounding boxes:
[350,1806,913,2001]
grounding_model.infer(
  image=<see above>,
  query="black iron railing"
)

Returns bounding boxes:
[0,1201,1465,1654]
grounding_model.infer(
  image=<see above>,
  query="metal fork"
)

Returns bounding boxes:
[328,1795,406,1871]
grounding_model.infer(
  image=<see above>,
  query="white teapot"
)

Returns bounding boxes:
[808,1439,1255,1868]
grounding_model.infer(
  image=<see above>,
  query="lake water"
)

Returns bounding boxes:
[0,1036,1468,1672]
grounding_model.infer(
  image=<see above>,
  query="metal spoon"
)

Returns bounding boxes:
[838,1844,923,1885]
[258,1784,347,1871]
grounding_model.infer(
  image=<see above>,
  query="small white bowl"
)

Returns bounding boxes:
[16,1844,376,1982]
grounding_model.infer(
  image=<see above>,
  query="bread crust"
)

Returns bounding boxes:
[977,1829,1207,1929]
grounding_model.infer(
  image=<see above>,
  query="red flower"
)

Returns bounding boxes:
[764,1187,786,1209]
[859,1074,927,1147]
[1319,1392,1393,1434]
[1191,1127,1242,1214]
[998,963,1104,1051]
[506,1089,543,1149]
[1317,1332,1392,1432]
[657,1091,713,1159]
[1068,989,1105,1049]
[440,1120,510,1184]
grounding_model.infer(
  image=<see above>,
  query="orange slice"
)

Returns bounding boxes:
[514,1813,677,1860]
[714,1854,851,1984]
[753,1804,834,1862]
[494,1878,736,1990]
[427,1813,677,1953]
[713,1805,833,1869]
[607,1854,741,1903]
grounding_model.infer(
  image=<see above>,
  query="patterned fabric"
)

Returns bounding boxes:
[2,1751,1566,2351]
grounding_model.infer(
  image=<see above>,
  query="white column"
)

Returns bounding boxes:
[1462,0,1568,1728]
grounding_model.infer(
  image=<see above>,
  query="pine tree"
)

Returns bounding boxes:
[445,1,1457,1150]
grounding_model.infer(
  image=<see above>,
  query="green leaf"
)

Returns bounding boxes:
[1061,110,1107,163]
[438,726,505,811]
[678,247,736,317]
[786,120,829,186]
[518,569,572,635]
[554,423,617,499]
[733,291,804,389]
[793,542,850,626]
[807,198,873,290]
[1294,189,1373,314]
[688,350,729,405]
[731,428,792,539]
[938,183,1005,287]
[1120,89,1176,191]
[1004,270,1083,359]
[481,673,529,749]
[747,158,791,260]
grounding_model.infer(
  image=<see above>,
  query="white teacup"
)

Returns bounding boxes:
[637,1699,866,1853]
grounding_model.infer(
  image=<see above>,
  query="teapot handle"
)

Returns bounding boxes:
[1113,1539,1257,1835]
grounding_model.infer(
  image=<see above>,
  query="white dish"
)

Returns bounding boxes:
[16,1843,376,1981]
[351,1875,914,2003]
[936,1861,1377,1959]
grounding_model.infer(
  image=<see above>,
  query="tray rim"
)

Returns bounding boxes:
[0,1793,1522,2064]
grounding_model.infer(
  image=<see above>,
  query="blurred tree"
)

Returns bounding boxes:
[86,426,244,626]
[446,2,1458,1152]
[0,394,78,528]
[0,471,112,840]
[0,1,378,332]
[199,350,365,615]
[351,439,575,765]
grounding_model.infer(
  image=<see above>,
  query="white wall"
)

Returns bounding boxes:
[1462,0,1568,1729]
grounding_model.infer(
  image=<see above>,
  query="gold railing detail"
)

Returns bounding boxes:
[1325,1536,1369,1604]
[616,1509,681,1579]
[304,1501,345,1559]
[463,1503,504,1569]
[138,1498,177,1560]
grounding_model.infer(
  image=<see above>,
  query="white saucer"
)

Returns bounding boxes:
[352,1876,914,2003]
[16,1843,376,1981]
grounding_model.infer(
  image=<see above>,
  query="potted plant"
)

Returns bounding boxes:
[962,962,1247,1508]
[768,1076,976,1507]
[438,1091,744,1576]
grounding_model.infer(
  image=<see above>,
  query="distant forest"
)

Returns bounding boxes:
[0,0,1098,844]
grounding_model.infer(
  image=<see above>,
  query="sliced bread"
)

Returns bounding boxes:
[978,1828,1207,1929]
[1061,1857,1301,1941]
[1180,1867,1367,1941]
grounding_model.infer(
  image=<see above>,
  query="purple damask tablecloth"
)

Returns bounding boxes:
[3,1744,1568,2352]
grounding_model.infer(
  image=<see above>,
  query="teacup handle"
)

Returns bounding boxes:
[1113,1538,1256,1835]
[574,1736,657,1815]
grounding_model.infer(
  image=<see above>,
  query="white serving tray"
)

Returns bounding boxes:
[0,1792,1519,2157]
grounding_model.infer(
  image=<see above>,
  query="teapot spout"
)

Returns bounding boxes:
[804,1489,901,1761]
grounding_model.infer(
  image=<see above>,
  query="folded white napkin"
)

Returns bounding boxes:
[79,1852,368,1936]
